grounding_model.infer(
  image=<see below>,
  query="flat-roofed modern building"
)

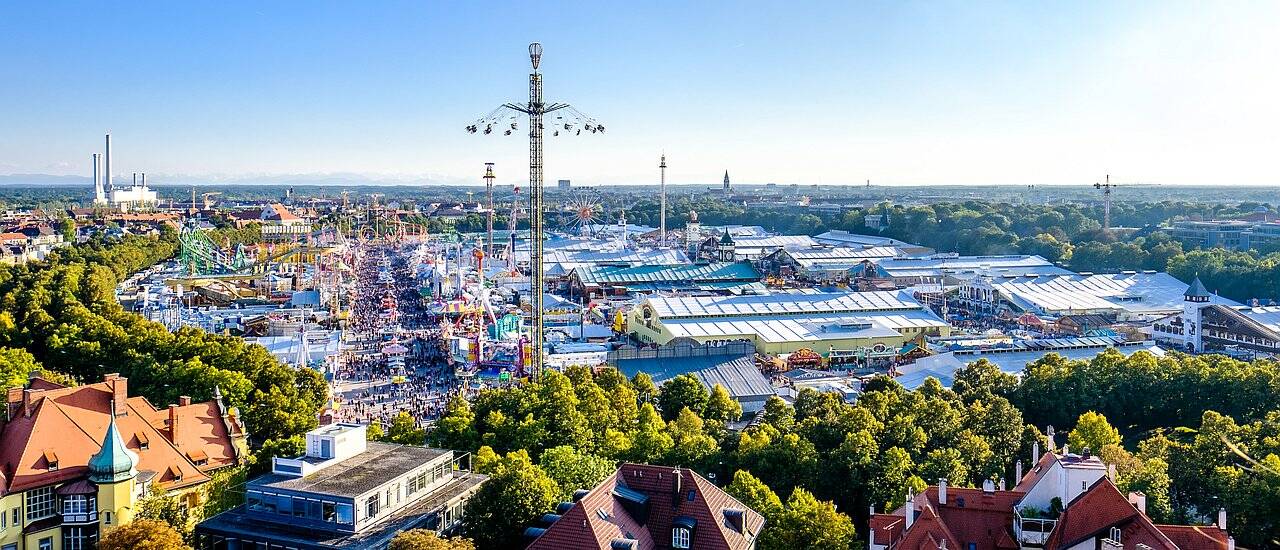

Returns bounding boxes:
[194,424,486,550]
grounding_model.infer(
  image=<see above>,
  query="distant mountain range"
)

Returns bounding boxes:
[0,172,462,187]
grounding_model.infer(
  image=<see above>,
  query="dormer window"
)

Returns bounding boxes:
[672,528,690,549]
[672,516,697,549]
[43,450,58,471]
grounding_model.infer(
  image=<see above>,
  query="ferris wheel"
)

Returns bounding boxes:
[560,192,604,237]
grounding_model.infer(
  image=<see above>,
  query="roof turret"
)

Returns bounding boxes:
[88,403,137,483]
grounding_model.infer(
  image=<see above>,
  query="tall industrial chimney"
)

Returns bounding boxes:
[92,153,103,203]
[104,133,112,193]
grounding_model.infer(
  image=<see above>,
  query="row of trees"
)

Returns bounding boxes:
[619,196,1280,301]
[957,350,1280,545]
[0,227,327,466]
[427,365,1045,549]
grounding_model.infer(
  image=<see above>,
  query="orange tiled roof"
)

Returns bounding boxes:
[0,376,241,496]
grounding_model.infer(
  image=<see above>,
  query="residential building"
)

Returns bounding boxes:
[869,443,1233,549]
[525,463,764,550]
[0,374,247,550]
[194,424,486,550]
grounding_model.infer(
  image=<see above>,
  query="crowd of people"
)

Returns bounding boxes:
[328,243,469,431]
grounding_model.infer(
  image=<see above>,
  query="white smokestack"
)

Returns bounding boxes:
[938,478,947,505]
[1219,508,1227,530]
[92,153,102,203]
[104,134,112,193]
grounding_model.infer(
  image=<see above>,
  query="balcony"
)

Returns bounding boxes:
[1014,509,1056,547]
[61,510,99,524]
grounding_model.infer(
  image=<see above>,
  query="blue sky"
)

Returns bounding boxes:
[2,1,1277,186]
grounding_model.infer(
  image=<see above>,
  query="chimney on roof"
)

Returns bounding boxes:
[904,488,914,529]
[23,389,38,417]
[982,479,995,494]
[1046,425,1055,447]
[6,387,22,420]
[1128,491,1146,514]
[1082,447,1091,459]
[178,396,191,406]
[938,478,947,505]
[1032,441,1040,464]
[109,376,128,416]
[1219,508,1227,530]
[672,468,683,505]
[1016,460,1024,482]
[1063,443,1070,456]
[1108,464,1117,480]
[169,404,179,443]
[1228,537,1235,550]
[999,478,1006,491]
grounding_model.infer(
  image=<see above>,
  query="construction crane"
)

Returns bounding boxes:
[467,42,604,379]
[1094,175,1115,232]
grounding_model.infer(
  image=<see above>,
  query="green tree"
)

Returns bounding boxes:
[383,411,427,445]
[0,346,42,389]
[1068,411,1121,454]
[760,488,856,550]
[703,384,743,424]
[390,530,476,550]
[658,374,709,421]
[462,450,559,550]
[725,470,783,518]
[537,445,616,500]
[97,519,190,550]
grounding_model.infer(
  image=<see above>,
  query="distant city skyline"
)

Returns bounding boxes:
[2,1,1278,186]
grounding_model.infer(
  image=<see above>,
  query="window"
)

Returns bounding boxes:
[323,502,337,522]
[9,508,17,527]
[25,487,55,521]
[38,537,52,550]
[336,503,354,525]
[365,495,379,518]
[103,511,112,525]
[62,495,93,515]
[62,526,95,550]
[672,528,691,549]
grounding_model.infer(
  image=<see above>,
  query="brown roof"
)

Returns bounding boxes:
[1155,525,1230,550]
[1044,477,1178,550]
[881,486,1022,550]
[527,463,765,550]
[0,376,242,495]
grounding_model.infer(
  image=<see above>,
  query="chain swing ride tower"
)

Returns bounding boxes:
[484,163,496,259]
[468,42,604,379]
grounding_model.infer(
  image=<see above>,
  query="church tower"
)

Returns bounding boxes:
[718,231,736,262]
[1182,276,1211,352]
[90,404,139,534]
[723,170,731,193]
[685,210,701,259]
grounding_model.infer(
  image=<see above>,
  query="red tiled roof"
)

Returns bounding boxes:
[1044,477,1178,550]
[883,486,1022,550]
[527,463,765,550]
[1155,525,1230,550]
[0,376,242,496]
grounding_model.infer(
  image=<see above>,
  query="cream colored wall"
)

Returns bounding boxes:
[0,492,23,549]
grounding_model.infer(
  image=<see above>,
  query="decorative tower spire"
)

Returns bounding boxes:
[723,170,730,192]
[88,402,137,483]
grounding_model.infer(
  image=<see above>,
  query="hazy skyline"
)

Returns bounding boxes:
[3,1,1278,187]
